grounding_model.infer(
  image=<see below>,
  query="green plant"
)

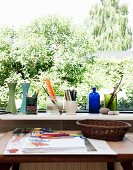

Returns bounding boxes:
[85,0,132,51]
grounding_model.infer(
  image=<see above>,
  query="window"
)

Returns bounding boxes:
[0,0,133,112]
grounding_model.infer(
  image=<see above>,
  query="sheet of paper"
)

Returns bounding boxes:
[87,138,116,155]
[22,137,87,153]
[126,134,133,143]
[4,135,116,155]
[4,136,25,154]
[4,136,88,155]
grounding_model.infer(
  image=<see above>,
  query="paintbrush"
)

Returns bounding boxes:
[42,86,62,114]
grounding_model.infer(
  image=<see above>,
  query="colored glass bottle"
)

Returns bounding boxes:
[6,82,17,113]
[104,93,117,111]
[89,87,100,113]
[20,82,30,113]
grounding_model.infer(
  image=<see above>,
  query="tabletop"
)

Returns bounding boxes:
[0,131,133,162]
[0,131,133,170]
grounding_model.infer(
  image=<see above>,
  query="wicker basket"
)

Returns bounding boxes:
[76,119,131,141]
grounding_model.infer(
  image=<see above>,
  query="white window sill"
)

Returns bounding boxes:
[0,113,133,121]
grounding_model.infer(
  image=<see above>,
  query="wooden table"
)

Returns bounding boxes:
[0,132,133,170]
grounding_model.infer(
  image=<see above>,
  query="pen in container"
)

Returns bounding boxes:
[64,90,68,101]
[72,90,77,101]
[65,89,77,101]
[67,90,72,101]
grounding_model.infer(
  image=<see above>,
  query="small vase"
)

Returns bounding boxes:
[20,82,30,114]
[104,94,117,111]
[89,87,100,113]
[6,82,17,113]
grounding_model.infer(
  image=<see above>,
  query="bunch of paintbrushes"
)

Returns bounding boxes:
[45,78,56,100]
[42,78,56,102]
[64,89,77,101]
[42,78,62,114]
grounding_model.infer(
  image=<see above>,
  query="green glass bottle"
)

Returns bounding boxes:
[104,94,117,111]
[6,82,17,113]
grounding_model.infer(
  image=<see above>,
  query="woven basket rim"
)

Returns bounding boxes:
[76,119,132,129]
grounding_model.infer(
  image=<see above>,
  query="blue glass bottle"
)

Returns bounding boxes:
[89,87,100,113]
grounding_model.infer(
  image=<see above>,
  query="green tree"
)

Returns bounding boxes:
[53,28,95,86]
[85,0,132,50]
[0,27,17,85]
[0,16,95,107]
[17,16,94,85]
[0,16,80,81]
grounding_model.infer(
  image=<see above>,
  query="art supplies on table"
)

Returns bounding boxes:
[4,128,97,154]
[4,128,116,155]
[31,129,70,139]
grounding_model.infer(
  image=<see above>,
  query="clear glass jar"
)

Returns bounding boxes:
[46,96,63,114]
